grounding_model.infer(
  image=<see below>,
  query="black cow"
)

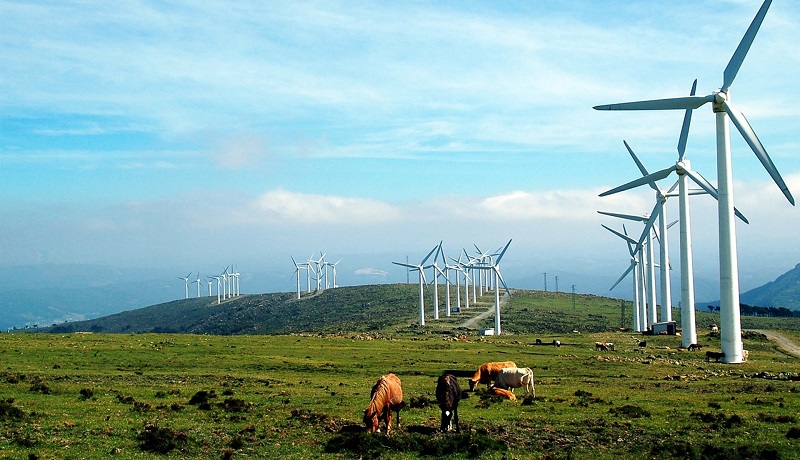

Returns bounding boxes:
[436,374,461,432]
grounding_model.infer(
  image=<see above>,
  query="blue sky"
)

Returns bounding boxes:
[2,1,799,299]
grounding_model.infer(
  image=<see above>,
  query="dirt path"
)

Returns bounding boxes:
[750,330,800,358]
[457,291,511,329]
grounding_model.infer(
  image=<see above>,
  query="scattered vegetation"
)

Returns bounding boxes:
[1,287,799,458]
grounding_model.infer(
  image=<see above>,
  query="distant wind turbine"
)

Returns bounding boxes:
[393,245,438,326]
[467,239,512,335]
[177,272,191,299]
[594,0,794,362]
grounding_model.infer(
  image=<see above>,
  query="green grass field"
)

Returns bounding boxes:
[2,289,799,459]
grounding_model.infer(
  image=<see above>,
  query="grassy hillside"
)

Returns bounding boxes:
[42,284,800,338]
[2,329,799,459]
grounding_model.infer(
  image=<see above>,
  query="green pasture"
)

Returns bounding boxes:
[2,289,800,459]
[1,331,798,459]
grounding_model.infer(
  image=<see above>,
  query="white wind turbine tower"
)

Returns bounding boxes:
[194,273,202,298]
[178,272,191,299]
[447,254,468,312]
[430,242,454,318]
[594,0,794,362]
[329,260,341,288]
[207,279,213,298]
[210,276,221,304]
[428,241,445,320]
[603,224,643,332]
[393,245,438,326]
[600,81,750,347]
[468,240,512,335]
[598,210,658,327]
[291,257,306,299]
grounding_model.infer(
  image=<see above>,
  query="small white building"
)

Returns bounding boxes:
[652,321,678,335]
[480,328,495,336]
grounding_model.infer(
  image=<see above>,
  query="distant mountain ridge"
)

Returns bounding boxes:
[740,263,800,310]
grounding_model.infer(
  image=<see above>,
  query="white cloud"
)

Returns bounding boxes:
[252,189,403,224]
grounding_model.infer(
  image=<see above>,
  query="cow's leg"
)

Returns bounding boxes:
[454,407,459,432]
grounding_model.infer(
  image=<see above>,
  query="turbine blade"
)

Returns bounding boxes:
[599,166,676,197]
[420,245,439,265]
[594,95,712,111]
[598,210,647,222]
[602,224,638,246]
[686,168,751,223]
[493,266,512,297]
[724,102,795,205]
[495,239,512,264]
[610,262,635,291]
[393,261,419,270]
[636,204,662,248]
[722,0,772,92]
[677,79,698,161]
[623,140,651,179]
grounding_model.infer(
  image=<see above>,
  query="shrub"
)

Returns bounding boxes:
[137,423,187,454]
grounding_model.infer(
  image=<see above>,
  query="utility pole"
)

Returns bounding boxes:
[543,273,547,292]
[572,285,576,311]
[555,276,559,293]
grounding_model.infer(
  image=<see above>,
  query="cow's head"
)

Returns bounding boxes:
[468,378,477,391]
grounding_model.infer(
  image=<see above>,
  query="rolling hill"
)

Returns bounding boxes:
[740,263,800,310]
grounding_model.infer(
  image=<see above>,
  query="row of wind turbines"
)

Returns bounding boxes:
[392,240,512,334]
[177,266,241,304]
[595,0,794,363]
[290,252,341,299]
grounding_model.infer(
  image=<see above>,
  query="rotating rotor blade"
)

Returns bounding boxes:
[722,0,772,93]
[599,165,676,197]
[393,261,420,270]
[724,102,794,205]
[636,203,662,249]
[495,239,512,264]
[420,244,439,265]
[683,168,750,224]
[598,210,647,222]
[623,140,652,180]
[493,266,512,297]
[594,95,713,111]
[677,79,698,161]
[602,224,638,247]
[610,262,635,291]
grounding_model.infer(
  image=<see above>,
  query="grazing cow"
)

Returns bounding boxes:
[705,351,725,363]
[553,340,561,348]
[468,361,517,391]
[494,367,535,398]
[742,349,750,362]
[364,373,403,434]
[688,343,703,352]
[436,374,461,432]
[490,387,516,400]
[638,341,647,348]
[535,338,543,344]
[595,342,610,352]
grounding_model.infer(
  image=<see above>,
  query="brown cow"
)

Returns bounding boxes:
[705,351,725,363]
[490,387,516,400]
[468,361,517,391]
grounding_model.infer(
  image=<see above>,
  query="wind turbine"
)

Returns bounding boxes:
[209,275,221,304]
[603,224,643,332]
[177,272,191,299]
[467,239,512,335]
[598,210,658,328]
[429,241,452,319]
[594,0,794,362]
[600,81,749,347]
[291,257,306,299]
[194,272,202,298]
[392,245,438,326]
